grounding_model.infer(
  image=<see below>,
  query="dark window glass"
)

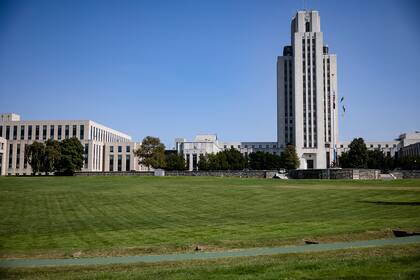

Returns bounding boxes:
[109,155,114,171]
[126,155,130,171]
[118,146,122,153]
[35,125,40,140]
[110,146,114,153]
[28,126,32,140]
[16,144,20,169]
[58,125,62,140]
[65,125,69,139]
[50,125,54,139]
[80,125,84,140]
[8,144,13,168]
[13,125,17,140]
[0,126,2,137]
[118,155,122,171]
[24,144,28,168]
[84,144,88,165]
[72,125,77,137]
[43,125,47,140]
[126,146,130,153]
[6,126,10,140]
[20,126,25,140]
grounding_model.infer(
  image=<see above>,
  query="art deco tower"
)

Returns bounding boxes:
[277,10,338,169]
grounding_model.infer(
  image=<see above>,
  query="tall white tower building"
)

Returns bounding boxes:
[277,10,338,169]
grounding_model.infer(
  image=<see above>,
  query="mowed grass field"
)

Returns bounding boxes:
[0,176,419,260]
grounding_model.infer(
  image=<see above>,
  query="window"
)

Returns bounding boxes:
[24,144,28,168]
[16,144,20,169]
[80,125,84,140]
[0,125,2,137]
[35,125,40,140]
[43,125,47,140]
[50,125,55,139]
[8,144,13,168]
[21,126,25,140]
[126,155,130,171]
[305,22,310,32]
[28,126,32,140]
[110,146,114,153]
[65,125,69,139]
[13,125,17,140]
[117,155,122,171]
[58,125,62,140]
[6,126,10,140]
[126,146,130,153]
[72,125,77,137]
[84,144,88,167]
[118,146,122,153]
[109,155,114,171]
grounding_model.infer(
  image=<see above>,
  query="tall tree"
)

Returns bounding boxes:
[58,137,84,174]
[43,139,61,175]
[281,145,300,170]
[165,153,186,171]
[197,154,210,170]
[135,136,166,169]
[347,138,368,168]
[25,141,45,175]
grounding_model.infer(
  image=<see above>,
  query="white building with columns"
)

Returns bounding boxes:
[0,113,147,175]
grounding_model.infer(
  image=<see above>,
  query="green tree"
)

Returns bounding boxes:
[347,138,368,168]
[43,139,61,175]
[58,137,84,175]
[249,151,283,170]
[135,136,166,169]
[281,145,300,170]
[165,153,186,171]
[395,155,420,170]
[338,151,350,168]
[222,148,247,170]
[197,154,210,170]
[25,141,45,175]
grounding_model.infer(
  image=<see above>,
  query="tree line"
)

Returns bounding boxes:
[339,138,419,170]
[135,136,300,171]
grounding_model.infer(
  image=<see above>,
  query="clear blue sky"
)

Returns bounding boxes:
[0,0,419,147]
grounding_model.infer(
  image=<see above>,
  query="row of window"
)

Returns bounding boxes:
[222,144,278,149]
[0,124,84,141]
[109,155,131,172]
[109,146,130,153]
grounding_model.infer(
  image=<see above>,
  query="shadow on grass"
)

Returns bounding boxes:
[358,201,420,206]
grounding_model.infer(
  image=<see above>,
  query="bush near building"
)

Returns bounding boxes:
[25,137,84,175]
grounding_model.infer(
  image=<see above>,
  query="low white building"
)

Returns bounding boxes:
[337,131,420,159]
[175,134,278,171]
[0,113,147,175]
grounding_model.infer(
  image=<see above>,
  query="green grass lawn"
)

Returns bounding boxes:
[0,176,419,260]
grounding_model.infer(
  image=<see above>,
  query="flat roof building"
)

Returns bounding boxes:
[0,113,147,175]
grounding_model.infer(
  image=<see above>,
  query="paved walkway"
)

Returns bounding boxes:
[1,235,420,268]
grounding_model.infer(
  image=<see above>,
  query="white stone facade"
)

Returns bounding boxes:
[0,113,147,175]
[277,11,338,169]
